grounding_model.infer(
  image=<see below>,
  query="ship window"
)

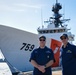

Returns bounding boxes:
[60,29,65,32]
[54,30,58,33]
[39,31,43,34]
[58,30,60,32]
[39,31,41,34]
[56,30,58,33]
[54,30,56,33]
[41,31,43,33]
[43,31,46,33]
[50,30,52,33]
[45,30,47,33]
[61,29,63,32]
[47,30,49,33]
[49,30,54,33]
[48,30,50,33]
[46,30,49,33]
[62,29,64,32]
[52,30,54,33]
[59,29,62,32]
[41,31,43,34]
[63,29,65,32]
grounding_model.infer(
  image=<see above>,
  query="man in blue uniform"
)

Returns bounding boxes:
[60,34,76,75]
[29,35,55,75]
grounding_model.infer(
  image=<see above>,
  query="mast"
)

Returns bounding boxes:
[44,0,70,28]
[56,0,58,3]
[52,0,62,27]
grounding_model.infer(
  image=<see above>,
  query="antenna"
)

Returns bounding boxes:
[63,4,65,19]
[56,0,58,3]
[41,8,43,28]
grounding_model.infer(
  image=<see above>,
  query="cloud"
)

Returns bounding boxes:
[0,3,46,12]
[14,3,45,9]
[0,4,26,12]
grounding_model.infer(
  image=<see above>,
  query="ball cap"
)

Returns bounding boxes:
[60,34,68,39]
[39,35,46,40]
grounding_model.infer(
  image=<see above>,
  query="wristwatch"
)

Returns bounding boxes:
[44,64,46,68]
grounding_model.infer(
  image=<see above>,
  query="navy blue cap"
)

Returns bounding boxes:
[39,35,46,40]
[60,34,68,39]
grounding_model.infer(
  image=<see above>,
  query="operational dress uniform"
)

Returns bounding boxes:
[61,42,76,75]
[30,46,55,75]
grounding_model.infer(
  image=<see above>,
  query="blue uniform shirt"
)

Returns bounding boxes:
[30,46,55,75]
[61,43,76,75]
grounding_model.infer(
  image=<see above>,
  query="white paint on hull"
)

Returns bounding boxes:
[0,25,51,73]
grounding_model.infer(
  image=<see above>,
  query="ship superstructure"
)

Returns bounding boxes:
[37,0,74,43]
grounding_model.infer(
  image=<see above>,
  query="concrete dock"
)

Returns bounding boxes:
[18,67,62,75]
[18,70,62,75]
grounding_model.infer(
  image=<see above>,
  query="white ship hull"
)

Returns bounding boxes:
[0,25,51,73]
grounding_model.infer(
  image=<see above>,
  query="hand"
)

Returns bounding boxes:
[38,65,45,73]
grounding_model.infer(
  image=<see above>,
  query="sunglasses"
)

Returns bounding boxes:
[40,39,45,41]
[61,37,66,40]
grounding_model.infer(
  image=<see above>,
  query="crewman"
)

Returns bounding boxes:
[60,34,76,75]
[29,35,55,75]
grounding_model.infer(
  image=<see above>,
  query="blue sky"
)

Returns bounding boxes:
[0,0,76,43]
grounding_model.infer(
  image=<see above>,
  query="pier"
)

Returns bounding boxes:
[18,67,62,75]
